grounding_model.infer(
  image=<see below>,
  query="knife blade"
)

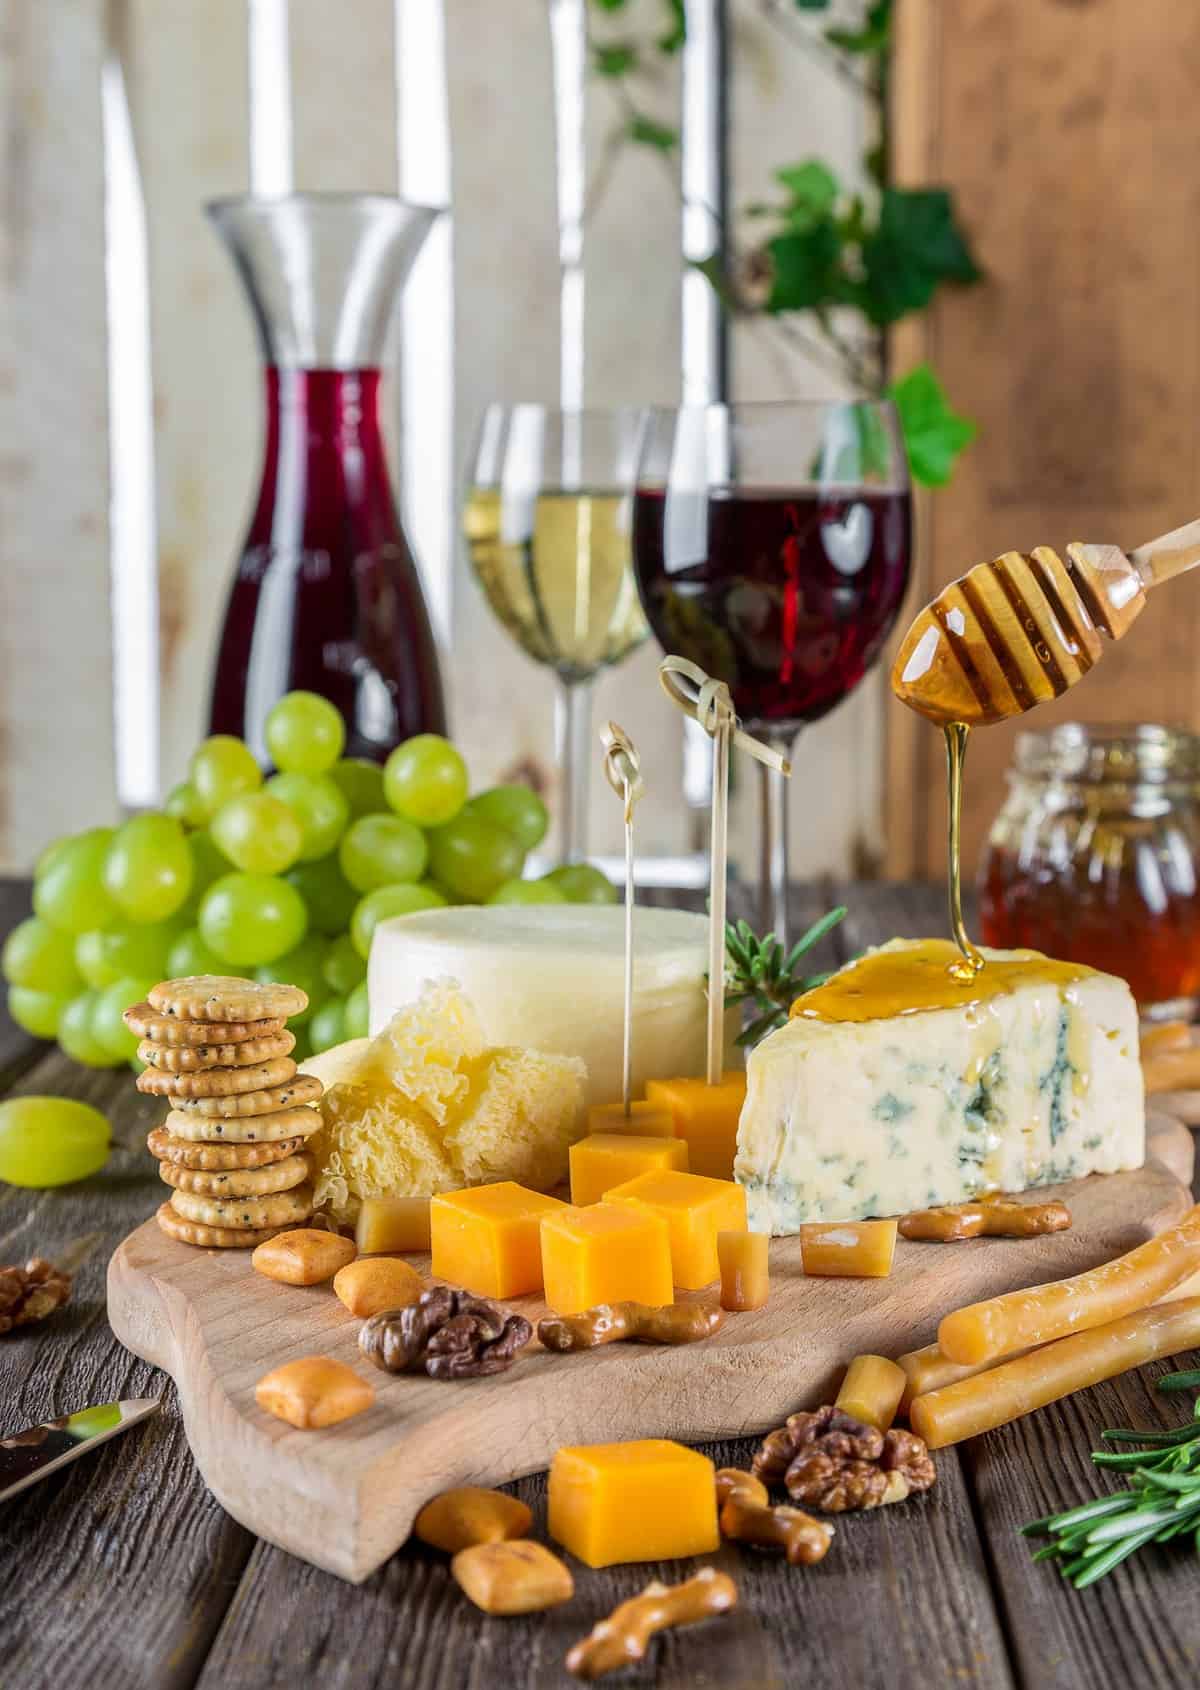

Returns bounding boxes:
[0,1397,159,1502]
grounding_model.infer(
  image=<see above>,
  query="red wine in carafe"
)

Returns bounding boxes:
[209,366,445,761]
[633,486,911,732]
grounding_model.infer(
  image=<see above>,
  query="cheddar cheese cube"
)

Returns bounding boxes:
[430,1182,568,1299]
[568,1131,688,1206]
[800,1217,898,1279]
[548,1439,719,1567]
[586,1100,676,1137]
[603,1168,746,1290]
[644,1071,746,1179]
[539,1203,673,1314]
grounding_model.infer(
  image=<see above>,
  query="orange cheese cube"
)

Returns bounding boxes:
[430,1182,568,1299]
[539,1203,673,1314]
[603,1168,746,1290]
[568,1132,688,1205]
[644,1071,747,1179]
[800,1218,898,1279]
[586,1100,676,1137]
[548,1439,719,1567]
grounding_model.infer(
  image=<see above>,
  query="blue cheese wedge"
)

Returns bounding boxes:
[735,938,1143,1233]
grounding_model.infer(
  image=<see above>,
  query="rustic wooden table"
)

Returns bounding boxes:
[1,876,1198,1690]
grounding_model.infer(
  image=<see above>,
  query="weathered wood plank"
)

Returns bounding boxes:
[120,0,256,794]
[0,0,115,867]
[195,1428,1012,1690]
[0,1047,254,1690]
[888,0,1200,879]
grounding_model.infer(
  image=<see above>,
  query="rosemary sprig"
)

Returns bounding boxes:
[724,905,848,1048]
[1021,1372,1200,1588]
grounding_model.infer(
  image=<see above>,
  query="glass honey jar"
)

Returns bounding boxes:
[978,724,1200,1017]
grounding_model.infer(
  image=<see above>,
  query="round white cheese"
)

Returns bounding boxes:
[368,904,729,1112]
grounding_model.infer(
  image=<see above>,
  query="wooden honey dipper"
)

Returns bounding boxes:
[891,517,1200,725]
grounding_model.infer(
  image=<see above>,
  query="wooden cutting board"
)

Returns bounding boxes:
[107,1113,1195,1583]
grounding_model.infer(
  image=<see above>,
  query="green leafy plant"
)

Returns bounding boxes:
[584,0,981,487]
[724,905,847,1047]
[1021,1369,1200,1588]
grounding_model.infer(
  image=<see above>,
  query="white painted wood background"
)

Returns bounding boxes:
[0,0,868,880]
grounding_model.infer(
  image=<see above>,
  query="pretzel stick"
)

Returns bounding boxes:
[565,1568,737,1680]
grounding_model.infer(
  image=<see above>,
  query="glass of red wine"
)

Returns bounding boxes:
[633,401,912,943]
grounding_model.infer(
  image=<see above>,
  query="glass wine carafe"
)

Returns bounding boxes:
[207,193,446,763]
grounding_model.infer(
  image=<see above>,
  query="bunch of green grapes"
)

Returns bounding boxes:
[2,692,616,1070]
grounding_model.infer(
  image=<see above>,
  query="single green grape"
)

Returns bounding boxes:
[421,878,466,906]
[344,979,370,1039]
[338,812,427,892]
[488,877,568,906]
[199,873,308,967]
[329,757,386,820]
[59,991,123,1067]
[33,828,118,935]
[308,996,347,1053]
[35,835,74,881]
[322,933,366,996]
[465,785,549,851]
[426,814,524,903]
[165,782,206,827]
[166,926,226,979]
[265,691,346,774]
[383,735,468,827]
[92,974,156,1061]
[284,853,358,938]
[350,882,446,960]
[3,916,82,994]
[75,923,173,990]
[0,1096,111,1187]
[266,771,350,862]
[103,814,194,925]
[190,735,262,821]
[254,933,328,1026]
[211,791,304,875]
[8,986,73,1039]
[543,863,618,904]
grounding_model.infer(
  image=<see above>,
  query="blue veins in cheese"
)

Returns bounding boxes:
[733,938,1144,1234]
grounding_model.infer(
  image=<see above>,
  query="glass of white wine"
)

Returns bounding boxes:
[463,405,649,861]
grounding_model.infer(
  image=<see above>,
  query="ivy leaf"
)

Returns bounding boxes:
[859,187,981,324]
[628,113,679,152]
[888,364,977,487]
[592,0,629,9]
[766,221,843,313]
[774,160,839,229]
[792,0,831,9]
[593,41,638,76]
[657,0,686,53]
[825,0,891,52]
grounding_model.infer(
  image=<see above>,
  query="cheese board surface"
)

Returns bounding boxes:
[107,1113,1195,1584]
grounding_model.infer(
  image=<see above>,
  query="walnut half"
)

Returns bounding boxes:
[0,1259,72,1335]
[752,1404,936,1513]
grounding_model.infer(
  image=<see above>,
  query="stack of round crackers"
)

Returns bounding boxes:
[126,976,323,1249]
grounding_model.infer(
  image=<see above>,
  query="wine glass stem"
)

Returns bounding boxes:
[759,736,798,944]
[556,675,594,863]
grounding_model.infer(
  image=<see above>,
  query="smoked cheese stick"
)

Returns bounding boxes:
[938,1205,1200,1366]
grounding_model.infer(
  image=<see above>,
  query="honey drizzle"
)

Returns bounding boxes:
[945,721,985,981]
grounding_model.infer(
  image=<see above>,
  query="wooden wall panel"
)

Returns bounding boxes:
[121,0,255,797]
[0,0,115,867]
[889,0,1200,880]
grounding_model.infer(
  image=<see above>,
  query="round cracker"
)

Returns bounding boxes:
[136,1055,298,1099]
[165,1076,323,1118]
[123,1003,286,1045]
[169,1184,314,1230]
[158,1152,311,1198]
[147,1126,307,1169]
[156,1201,287,1250]
[162,1103,323,1143]
[137,1031,295,1072]
[148,975,308,1023]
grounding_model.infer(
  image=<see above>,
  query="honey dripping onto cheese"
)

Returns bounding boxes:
[791,942,1097,1023]
[944,721,984,982]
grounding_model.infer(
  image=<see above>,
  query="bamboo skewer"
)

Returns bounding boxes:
[600,722,644,1117]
